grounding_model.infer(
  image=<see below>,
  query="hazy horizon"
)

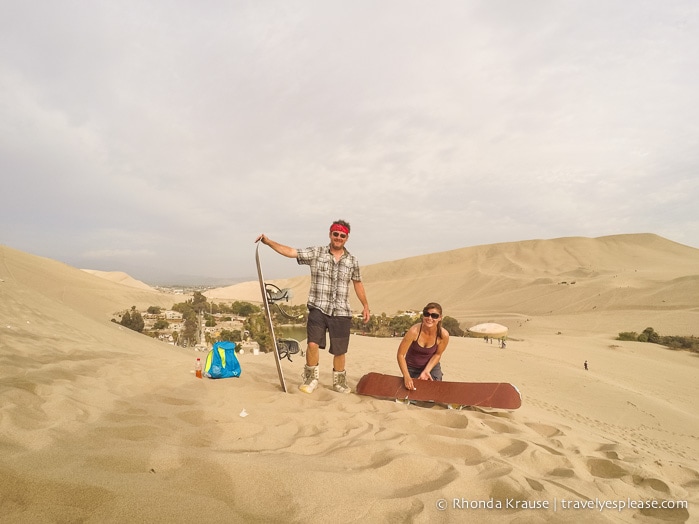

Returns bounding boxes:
[6,230,699,286]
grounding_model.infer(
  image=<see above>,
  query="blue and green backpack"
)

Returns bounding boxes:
[204,341,241,379]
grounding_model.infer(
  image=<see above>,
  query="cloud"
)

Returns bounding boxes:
[82,248,156,260]
[1,1,698,282]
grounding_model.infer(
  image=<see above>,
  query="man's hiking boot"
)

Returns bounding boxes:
[299,365,319,394]
[332,369,351,394]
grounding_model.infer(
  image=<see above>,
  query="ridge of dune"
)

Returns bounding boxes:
[2,239,698,523]
[81,269,155,291]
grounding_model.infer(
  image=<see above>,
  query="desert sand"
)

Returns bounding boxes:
[1,234,698,523]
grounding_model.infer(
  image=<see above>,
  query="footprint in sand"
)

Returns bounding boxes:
[632,475,670,494]
[640,505,690,522]
[549,467,576,478]
[587,457,628,479]
[596,443,623,460]
[488,477,530,504]
[525,477,545,491]
[533,442,564,456]
[479,417,517,434]
[478,464,513,480]
[525,422,564,438]
[498,439,529,458]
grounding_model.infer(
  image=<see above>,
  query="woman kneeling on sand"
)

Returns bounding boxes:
[397,302,450,391]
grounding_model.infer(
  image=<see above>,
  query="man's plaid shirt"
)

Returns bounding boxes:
[296,245,361,317]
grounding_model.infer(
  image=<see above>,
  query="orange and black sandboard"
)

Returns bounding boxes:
[255,242,287,392]
[356,372,521,409]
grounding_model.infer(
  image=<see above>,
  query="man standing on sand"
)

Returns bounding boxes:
[255,220,370,394]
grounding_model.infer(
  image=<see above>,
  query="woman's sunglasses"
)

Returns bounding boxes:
[423,311,440,319]
[332,231,347,238]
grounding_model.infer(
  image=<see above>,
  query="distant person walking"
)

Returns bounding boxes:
[397,302,450,391]
[584,360,588,371]
[256,220,370,394]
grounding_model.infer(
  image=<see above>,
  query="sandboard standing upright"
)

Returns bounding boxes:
[255,242,287,392]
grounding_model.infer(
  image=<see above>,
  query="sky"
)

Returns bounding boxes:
[2,1,698,284]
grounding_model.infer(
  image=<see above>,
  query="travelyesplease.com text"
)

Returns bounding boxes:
[436,497,688,512]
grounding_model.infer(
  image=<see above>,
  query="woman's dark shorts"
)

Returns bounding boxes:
[407,362,443,381]
[307,308,351,356]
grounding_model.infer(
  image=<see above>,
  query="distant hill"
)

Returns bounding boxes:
[206,234,699,333]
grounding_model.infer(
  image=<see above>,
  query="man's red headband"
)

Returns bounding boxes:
[330,224,349,235]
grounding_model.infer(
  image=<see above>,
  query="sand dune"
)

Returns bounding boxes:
[210,234,699,334]
[1,236,698,523]
[82,269,156,291]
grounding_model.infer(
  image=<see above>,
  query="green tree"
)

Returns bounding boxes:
[172,301,194,317]
[120,310,132,328]
[389,313,417,336]
[129,307,145,333]
[617,331,638,341]
[219,329,242,342]
[355,313,377,334]
[181,311,198,345]
[191,291,208,313]
[642,327,660,344]
[245,313,273,351]
[441,316,464,336]
[232,301,257,317]
[371,312,391,337]
[120,306,144,333]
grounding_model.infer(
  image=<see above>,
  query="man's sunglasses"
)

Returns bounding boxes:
[332,231,347,238]
[423,311,440,319]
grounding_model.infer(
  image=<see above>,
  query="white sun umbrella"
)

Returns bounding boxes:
[467,322,508,338]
